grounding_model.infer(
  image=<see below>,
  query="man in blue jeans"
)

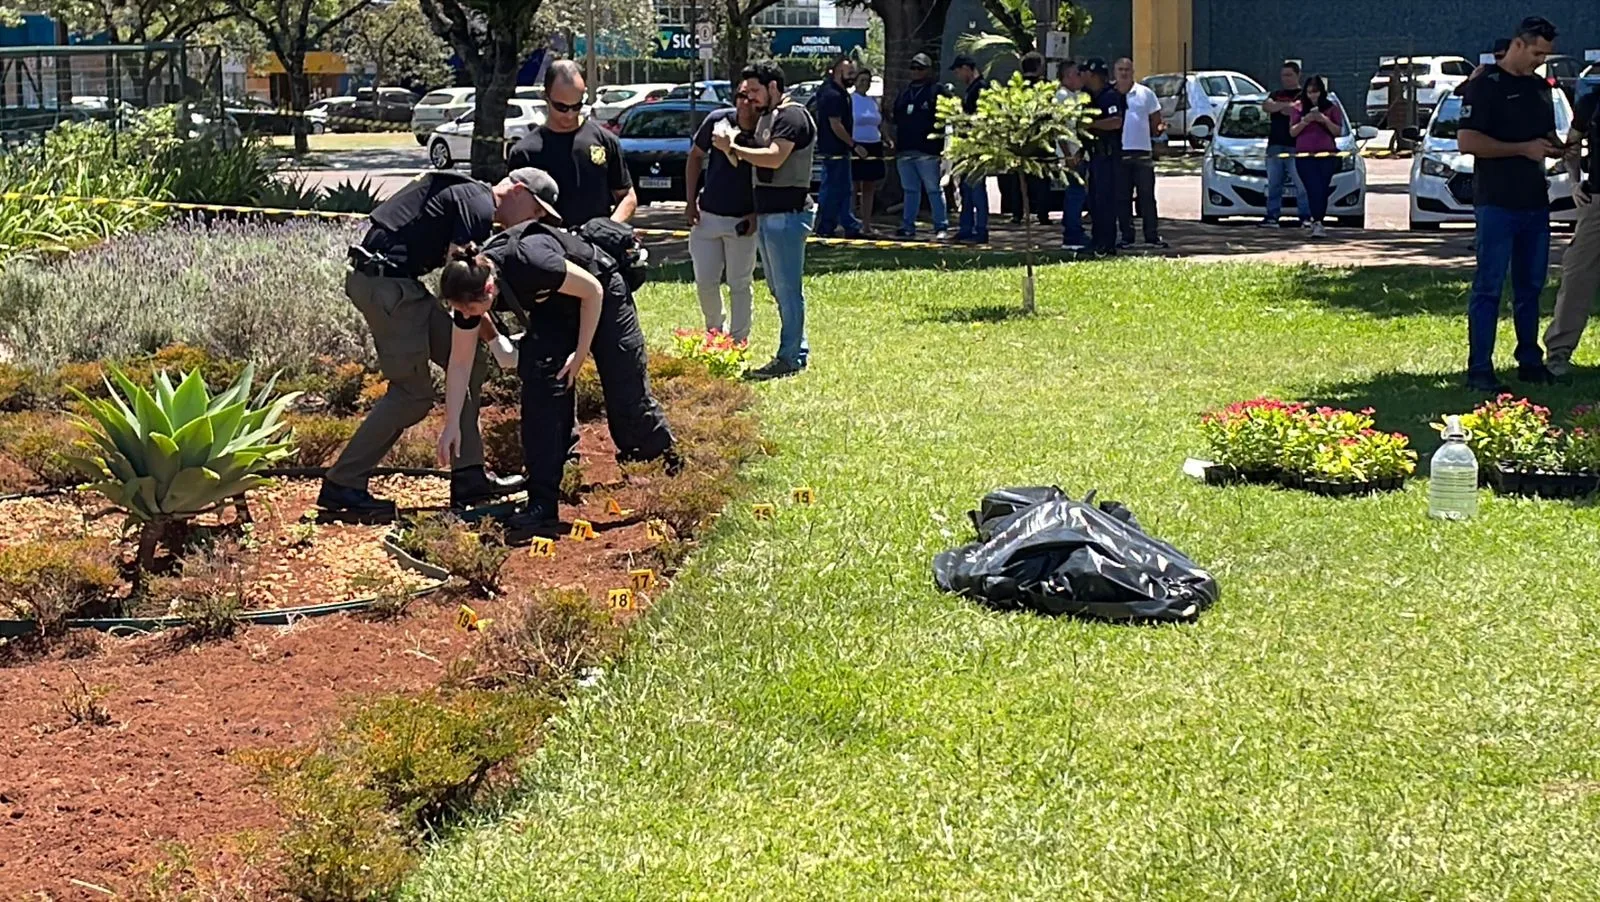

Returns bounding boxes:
[1056,59,1090,249]
[892,52,950,239]
[1261,60,1310,228]
[717,61,818,380]
[951,55,989,243]
[812,56,860,239]
[1458,15,1563,392]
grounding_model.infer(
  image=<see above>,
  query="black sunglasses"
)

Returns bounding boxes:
[549,99,583,113]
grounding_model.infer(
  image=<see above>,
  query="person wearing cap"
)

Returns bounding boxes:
[318,170,529,521]
[435,168,676,536]
[1082,58,1125,256]
[951,54,990,243]
[506,60,637,227]
[891,52,950,239]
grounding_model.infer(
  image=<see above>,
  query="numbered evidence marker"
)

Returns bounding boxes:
[455,604,479,631]
[570,519,597,541]
[605,497,634,516]
[645,519,670,542]
[752,502,777,521]
[791,487,816,505]
[629,568,657,591]
[529,536,556,558]
[608,587,637,610]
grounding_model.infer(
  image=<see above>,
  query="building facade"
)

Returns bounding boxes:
[944,0,1600,109]
[652,0,869,59]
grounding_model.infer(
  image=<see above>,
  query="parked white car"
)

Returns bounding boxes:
[1143,70,1265,145]
[1406,90,1578,230]
[411,87,476,145]
[305,95,355,134]
[1198,93,1378,227]
[428,99,547,169]
[1364,55,1474,128]
[591,83,675,127]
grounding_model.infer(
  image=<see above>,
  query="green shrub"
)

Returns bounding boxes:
[0,540,119,634]
[382,424,439,469]
[259,171,325,211]
[287,414,359,468]
[0,363,31,411]
[318,177,381,214]
[148,542,249,639]
[0,220,371,377]
[395,513,509,596]
[157,135,275,207]
[473,587,621,689]
[0,412,84,487]
[480,410,522,475]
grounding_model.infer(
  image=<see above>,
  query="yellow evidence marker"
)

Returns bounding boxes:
[608,587,636,610]
[629,568,657,591]
[570,519,596,541]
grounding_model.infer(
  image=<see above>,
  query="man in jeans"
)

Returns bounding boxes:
[716,61,817,380]
[812,57,860,239]
[1056,59,1091,249]
[892,52,950,239]
[1458,15,1563,392]
[686,86,760,341]
[951,55,990,243]
[1543,82,1600,382]
[1261,60,1309,228]
[1114,57,1166,249]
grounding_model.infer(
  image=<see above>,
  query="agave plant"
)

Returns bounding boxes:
[318,176,381,214]
[67,365,300,583]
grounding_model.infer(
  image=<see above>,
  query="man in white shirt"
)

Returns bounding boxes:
[1114,57,1167,248]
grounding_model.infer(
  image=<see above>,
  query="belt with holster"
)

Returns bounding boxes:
[347,244,403,278]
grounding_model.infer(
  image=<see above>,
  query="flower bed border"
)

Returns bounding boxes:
[1201,463,1410,497]
[1489,464,1600,500]
[0,490,451,639]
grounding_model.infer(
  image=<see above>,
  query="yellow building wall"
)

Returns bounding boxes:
[1132,0,1194,75]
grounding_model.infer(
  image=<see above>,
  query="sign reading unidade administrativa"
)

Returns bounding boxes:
[650,26,866,60]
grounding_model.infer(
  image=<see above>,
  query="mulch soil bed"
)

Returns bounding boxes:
[0,423,663,899]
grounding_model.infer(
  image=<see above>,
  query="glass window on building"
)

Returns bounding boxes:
[755,0,820,28]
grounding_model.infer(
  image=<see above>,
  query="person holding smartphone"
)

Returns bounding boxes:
[686,85,761,341]
[1288,75,1344,240]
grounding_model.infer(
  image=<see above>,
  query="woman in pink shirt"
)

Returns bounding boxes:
[1289,75,1344,239]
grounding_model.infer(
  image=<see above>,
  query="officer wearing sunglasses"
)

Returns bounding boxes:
[507,60,638,227]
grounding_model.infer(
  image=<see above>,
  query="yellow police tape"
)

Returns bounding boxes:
[0,191,951,249]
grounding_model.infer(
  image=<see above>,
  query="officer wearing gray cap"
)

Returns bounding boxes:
[891,52,950,239]
[319,169,543,521]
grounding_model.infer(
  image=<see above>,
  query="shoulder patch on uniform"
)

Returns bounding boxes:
[1461,104,1472,117]
[590,145,607,166]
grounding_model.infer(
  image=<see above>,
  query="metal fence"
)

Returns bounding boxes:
[0,41,229,147]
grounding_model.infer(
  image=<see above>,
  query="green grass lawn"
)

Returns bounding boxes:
[406,255,1600,900]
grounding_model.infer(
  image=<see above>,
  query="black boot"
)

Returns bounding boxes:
[450,465,527,509]
[504,499,562,541]
[317,481,397,524]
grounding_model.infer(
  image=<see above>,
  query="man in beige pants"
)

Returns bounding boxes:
[1544,90,1600,383]
[686,89,760,341]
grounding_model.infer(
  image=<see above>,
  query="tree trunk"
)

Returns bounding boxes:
[724,11,752,86]
[468,33,520,182]
[287,55,312,155]
[1021,182,1035,313]
[132,519,166,600]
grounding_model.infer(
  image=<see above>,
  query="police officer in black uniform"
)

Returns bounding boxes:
[506,60,637,225]
[1083,59,1125,257]
[436,168,675,536]
[318,170,527,521]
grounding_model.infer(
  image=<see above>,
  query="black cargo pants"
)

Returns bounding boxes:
[528,273,674,509]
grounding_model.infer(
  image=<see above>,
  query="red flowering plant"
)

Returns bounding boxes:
[1281,405,1377,473]
[1199,397,1307,475]
[1435,395,1556,471]
[1559,406,1600,473]
[670,328,750,380]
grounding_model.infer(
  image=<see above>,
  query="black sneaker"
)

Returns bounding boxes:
[1517,364,1557,385]
[504,500,562,541]
[1116,240,1135,250]
[1144,239,1170,249]
[1466,373,1511,395]
[316,481,397,524]
[1549,363,1575,385]
[894,228,915,238]
[745,358,803,382]
[1257,219,1279,229]
[450,465,527,509]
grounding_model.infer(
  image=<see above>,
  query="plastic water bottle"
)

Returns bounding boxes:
[1429,415,1479,520]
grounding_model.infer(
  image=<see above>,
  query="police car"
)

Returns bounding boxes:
[1405,89,1579,230]
[1197,92,1378,227]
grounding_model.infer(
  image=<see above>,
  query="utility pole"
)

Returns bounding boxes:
[586,0,598,102]
[688,0,698,119]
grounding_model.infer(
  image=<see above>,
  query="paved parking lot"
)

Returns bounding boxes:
[295,150,1568,269]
